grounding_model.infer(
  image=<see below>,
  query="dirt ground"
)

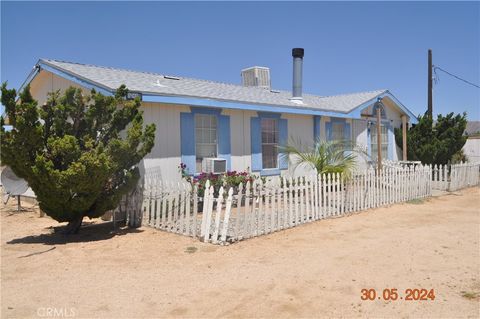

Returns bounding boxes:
[1,188,479,318]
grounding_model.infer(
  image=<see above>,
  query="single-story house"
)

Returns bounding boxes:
[20,48,418,181]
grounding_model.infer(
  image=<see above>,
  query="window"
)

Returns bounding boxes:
[331,122,345,141]
[261,118,278,169]
[371,124,388,161]
[195,114,217,172]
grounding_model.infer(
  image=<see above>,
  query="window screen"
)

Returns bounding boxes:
[371,124,388,161]
[261,118,278,169]
[332,122,345,141]
[195,114,217,171]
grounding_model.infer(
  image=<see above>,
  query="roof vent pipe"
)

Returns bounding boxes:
[291,48,304,100]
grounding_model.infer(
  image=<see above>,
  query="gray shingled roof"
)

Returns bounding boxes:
[465,121,480,136]
[39,59,388,114]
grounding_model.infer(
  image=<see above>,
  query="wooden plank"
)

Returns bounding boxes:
[318,174,322,218]
[339,173,343,214]
[167,183,174,231]
[243,181,251,240]
[270,185,276,232]
[220,188,234,243]
[235,183,244,241]
[264,187,271,235]
[150,184,156,226]
[369,169,374,209]
[310,175,315,219]
[361,171,365,210]
[178,183,186,234]
[212,187,224,244]
[282,177,288,229]
[314,174,319,220]
[321,174,326,219]
[257,180,264,236]
[203,186,215,243]
[155,187,161,229]
[185,184,192,236]
[304,176,310,222]
[293,177,298,224]
[334,173,339,215]
[200,180,211,237]
[161,183,167,229]
[276,184,282,231]
[143,185,151,226]
[308,175,314,220]
[288,177,294,227]
[310,175,315,220]
[298,177,304,223]
[327,173,332,217]
[250,181,258,237]
[340,174,345,215]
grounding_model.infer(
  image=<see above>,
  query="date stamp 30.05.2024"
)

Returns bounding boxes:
[360,288,435,301]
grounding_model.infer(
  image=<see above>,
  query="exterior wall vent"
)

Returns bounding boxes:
[241,66,271,89]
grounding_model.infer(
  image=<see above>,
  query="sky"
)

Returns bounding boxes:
[1,1,479,120]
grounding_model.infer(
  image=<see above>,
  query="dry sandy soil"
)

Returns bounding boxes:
[1,188,479,318]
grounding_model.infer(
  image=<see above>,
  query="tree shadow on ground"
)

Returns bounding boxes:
[6,222,143,246]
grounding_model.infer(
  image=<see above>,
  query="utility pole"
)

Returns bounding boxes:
[427,49,433,119]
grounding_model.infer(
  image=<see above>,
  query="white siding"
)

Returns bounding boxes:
[463,137,480,163]
[353,119,369,170]
[283,114,314,176]
[29,71,89,106]
[140,102,190,181]
[222,109,256,172]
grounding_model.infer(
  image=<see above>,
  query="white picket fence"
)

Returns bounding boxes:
[431,162,480,191]
[141,165,440,244]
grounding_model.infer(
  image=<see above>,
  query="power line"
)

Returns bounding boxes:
[433,65,480,89]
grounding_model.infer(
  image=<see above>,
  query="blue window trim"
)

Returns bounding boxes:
[252,112,287,176]
[326,117,347,141]
[257,112,282,119]
[190,106,222,115]
[180,112,196,176]
[186,107,231,175]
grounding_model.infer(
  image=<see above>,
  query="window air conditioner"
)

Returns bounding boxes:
[202,158,227,174]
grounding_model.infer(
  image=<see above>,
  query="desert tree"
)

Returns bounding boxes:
[394,112,467,165]
[1,84,156,234]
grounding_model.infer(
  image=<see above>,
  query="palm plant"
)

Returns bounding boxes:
[281,138,368,178]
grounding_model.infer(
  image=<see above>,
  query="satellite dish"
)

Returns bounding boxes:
[1,167,28,196]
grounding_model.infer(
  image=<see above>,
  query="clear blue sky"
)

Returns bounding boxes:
[2,1,479,120]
